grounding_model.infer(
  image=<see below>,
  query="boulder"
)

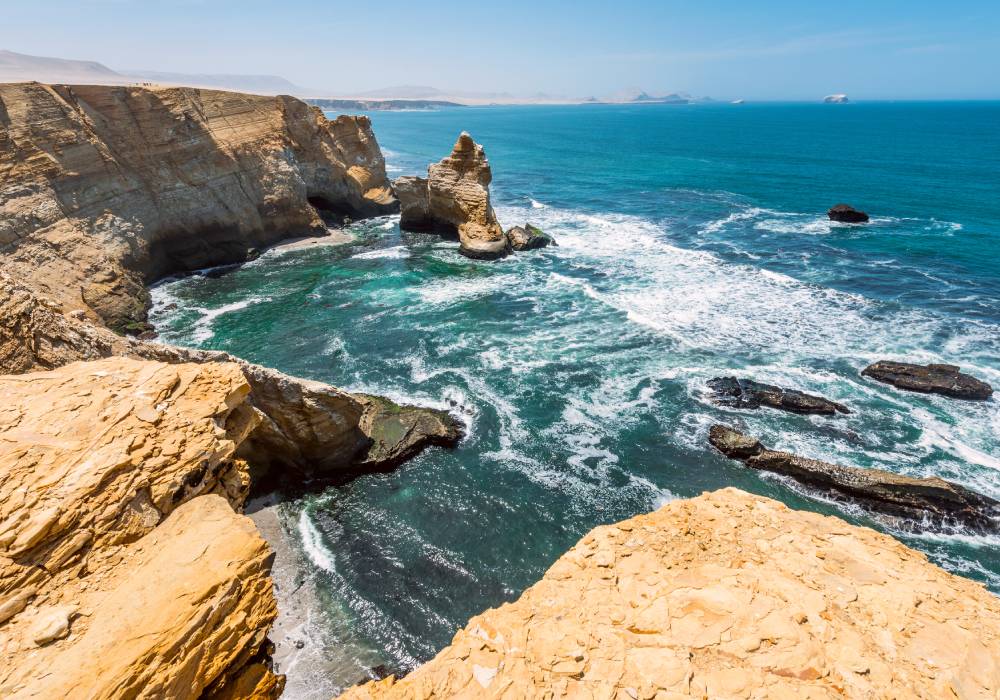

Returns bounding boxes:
[827,204,869,223]
[395,132,510,259]
[506,223,556,251]
[338,488,1000,700]
[862,361,993,400]
[353,395,465,469]
[709,425,999,532]
[708,377,850,415]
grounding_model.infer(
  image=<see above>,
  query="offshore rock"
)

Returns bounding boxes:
[862,360,993,400]
[827,203,869,222]
[708,376,850,415]
[339,488,1000,699]
[0,357,281,698]
[353,394,465,469]
[395,132,509,259]
[506,223,556,251]
[709,424,999,531]
[0,82,397,331]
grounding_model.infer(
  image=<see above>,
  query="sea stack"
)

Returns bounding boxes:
[395,132,510,260]
[828,203,869,223]
[506,223,556,251]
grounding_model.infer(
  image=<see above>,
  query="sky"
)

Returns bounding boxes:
[2,0,999,100]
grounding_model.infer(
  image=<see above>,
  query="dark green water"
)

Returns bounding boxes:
[151,102,1000,697]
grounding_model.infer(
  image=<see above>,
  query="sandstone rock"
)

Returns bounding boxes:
[828,203,869,222]
[708,376,850,414]
[0,358,280,698]
[0,82,397,331]
[506,223,556,251]
[710,425,999,531]
[338,488,1000,699]
[862,360,993,400]
[396,132,509,259]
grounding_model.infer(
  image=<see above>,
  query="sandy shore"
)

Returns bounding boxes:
[266,228,354,252]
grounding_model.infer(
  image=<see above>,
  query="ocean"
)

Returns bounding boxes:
[149,101,1000,697]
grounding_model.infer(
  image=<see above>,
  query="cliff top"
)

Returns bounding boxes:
[342,488,1000,699]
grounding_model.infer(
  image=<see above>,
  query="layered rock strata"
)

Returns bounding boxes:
[862,360,993,400]
[395,132,509,259]
[0,358,280,698]
[709,424,999,531]
[0,81,397,331]
[708,376,850,415]
[340,488,1000,699]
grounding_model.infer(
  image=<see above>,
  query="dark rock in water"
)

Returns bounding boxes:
[862,361,993,401]
[708,377,850,415]
[828,204,869,223]
[507,223,556,251]
[708,425,763,459]
[353,394,464,469]
[709,424,999,532]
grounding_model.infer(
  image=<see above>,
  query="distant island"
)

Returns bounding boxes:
[824,93,849,103]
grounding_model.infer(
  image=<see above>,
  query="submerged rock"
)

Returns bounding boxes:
[395,132,510,259]
[506,223,556,251]
[827,203,869,222]
[709,425,999,532]
[338,488,1000,699]
[708,376,850,415]
[862,360,993,400]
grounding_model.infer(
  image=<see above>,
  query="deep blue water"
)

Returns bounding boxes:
[151,102,1000,697]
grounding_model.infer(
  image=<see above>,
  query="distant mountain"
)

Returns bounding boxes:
[599,87,693,104]
[125,70,310,95]
[355,85,448,99]
[0,49,123,84]
[306,98,463,112]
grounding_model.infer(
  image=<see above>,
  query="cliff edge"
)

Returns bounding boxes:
[342,488,1000,699]
[0,82,396,331]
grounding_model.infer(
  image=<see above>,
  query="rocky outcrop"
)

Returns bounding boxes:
[827,203,869,222]
[0,272,461,478]
[339,488,1000,699]
[0,82,396,331]
[862,360,993,400]
[708,376,850,415]
[0,358,280,698]
[709,425,999,531]
[506,223,556,251]
[395,132,509,259]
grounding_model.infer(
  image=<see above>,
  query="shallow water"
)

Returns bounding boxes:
[151,102,1000,696]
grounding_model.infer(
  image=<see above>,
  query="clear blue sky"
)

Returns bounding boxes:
[2,0,999,99]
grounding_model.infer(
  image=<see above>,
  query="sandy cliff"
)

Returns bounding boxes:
[0,81,396,331]
[342,488,1000,699]
[0,358,280,698]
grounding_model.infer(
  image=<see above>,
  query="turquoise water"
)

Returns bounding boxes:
[151,102,1000,695]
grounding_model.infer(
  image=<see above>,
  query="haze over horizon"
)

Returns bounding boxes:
[1,0,999,100]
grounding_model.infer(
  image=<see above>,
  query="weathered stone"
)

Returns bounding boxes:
[354,394,465,469]
[708,376,850,414]
[338,489,1000,699]
[0,82,397,331]
[0,358,280,698]
[828,204,869,222]
[396,132,509,259]
[506,223,556,251]
[862,360,993,400]
[710,425,999,531]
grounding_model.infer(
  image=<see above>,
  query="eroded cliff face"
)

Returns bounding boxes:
[0,357,280,698]
[0,82,396,330]
[395,132,509,259]
[341,488,1000,699]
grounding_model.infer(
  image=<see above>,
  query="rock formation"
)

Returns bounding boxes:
[827,204,869,222]
[708,376,850,415]
[863,360,993,400]
[0,82,397,332]
[0,358,281,698]
[506,223,556,251]
[339,488,1000,699]
[395,132,509,259]
[709,425,999,531]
